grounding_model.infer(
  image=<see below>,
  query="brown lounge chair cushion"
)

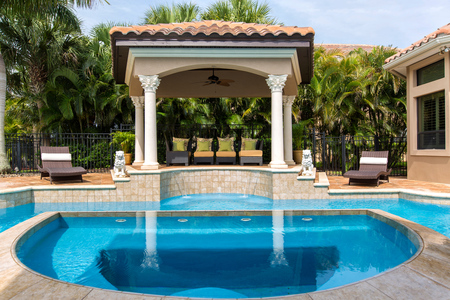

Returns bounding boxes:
[46,167,87,177]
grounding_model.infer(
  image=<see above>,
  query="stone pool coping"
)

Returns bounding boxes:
[1,209,450,299]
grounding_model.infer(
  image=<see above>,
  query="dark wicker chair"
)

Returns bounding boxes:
[193,139,216,165]
[343,151,392,186]
[166,139,192,166]
[238,139,263,166]
[38,146,87,184]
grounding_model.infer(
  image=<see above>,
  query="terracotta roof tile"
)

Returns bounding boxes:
[385,23,450,63]
[110,20,315,37]
[317,44,376,54]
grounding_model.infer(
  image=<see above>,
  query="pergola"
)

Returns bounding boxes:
[110,21,315,169]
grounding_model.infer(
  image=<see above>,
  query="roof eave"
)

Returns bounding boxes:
[384,35,450,77]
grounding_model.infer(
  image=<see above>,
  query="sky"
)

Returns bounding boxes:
[75,0,450,49]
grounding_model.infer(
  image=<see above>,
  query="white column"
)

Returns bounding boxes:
[283,96,296,166]
[266,75,288,169]
[139,75,160,170]
[131,96,145,166]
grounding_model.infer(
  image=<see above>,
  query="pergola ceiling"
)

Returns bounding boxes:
[110,21,315,97]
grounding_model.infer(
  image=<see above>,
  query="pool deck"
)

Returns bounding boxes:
[3,166,450,196]
[1,209,450,299]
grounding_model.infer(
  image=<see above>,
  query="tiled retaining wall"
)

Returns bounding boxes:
[0,190,33,208]
[3,168,450,208]
[0,168,327,207]
[160,170,273,199]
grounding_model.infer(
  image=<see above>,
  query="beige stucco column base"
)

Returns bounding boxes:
[141,163,160,170]
[268,161,289,169]
[267,75,288,169]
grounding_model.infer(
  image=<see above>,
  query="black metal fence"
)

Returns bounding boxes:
[6,133,120,173]
[304,128,407,176]
[5,126,407,176]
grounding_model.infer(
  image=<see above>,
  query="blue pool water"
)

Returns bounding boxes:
[17,214,417,298]
[2,194,450,238]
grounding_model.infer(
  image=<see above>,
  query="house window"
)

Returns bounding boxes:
[417,91,445,149]
[417,59,444,86]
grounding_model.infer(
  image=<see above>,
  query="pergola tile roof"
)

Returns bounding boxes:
[385,23,450,63]
[110,20,315,37]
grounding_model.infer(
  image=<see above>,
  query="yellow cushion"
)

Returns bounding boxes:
[242,137,258,150]
[173,137,188,150]
[244,140,257,150]
[194,151,214,157]
[218,140,232,151]
[218,137,235,151]
[173,140,185,151]
[197,138,212,151]
[216,151,236,157]
[239,150,263,157]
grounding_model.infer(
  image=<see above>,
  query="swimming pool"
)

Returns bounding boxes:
[16,212,417,298]
[2,194,450,238]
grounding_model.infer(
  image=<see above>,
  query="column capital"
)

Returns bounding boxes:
[139,75,160,93]
[266,75,288,93]
[282,95,295,106]
[130,96,145,108]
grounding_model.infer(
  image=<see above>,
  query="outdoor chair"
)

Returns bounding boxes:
[193,138,215,165]
[38,146,87,184]
[166,138,192,166]
[215,137,237,165]
[343,151,392,187]
[238,138,263,166]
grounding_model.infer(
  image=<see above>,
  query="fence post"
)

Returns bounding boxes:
[322,131,326,172]
[312,127,316,167]
[341,135,346,175]
[375,135,379,151]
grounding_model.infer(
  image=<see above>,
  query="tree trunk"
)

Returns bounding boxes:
[0,53,11,173]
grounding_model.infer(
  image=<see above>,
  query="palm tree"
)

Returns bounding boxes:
[143,2,200,24]
[0,9,82,127]
[0,54,9,172]
[0,0,105,173]
[42,22,133,132]
[0,0,106,15]
[202,0,278,24]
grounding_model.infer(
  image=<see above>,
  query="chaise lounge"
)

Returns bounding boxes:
[343,151,392,187]
[38,146,87,184]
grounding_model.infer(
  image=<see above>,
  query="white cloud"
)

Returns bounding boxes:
[75,0,450,49]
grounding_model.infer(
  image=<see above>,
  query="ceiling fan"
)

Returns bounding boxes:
[203,69,234,87]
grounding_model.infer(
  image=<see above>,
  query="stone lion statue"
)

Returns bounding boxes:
[301,149,314,176]
[114,151,127,177]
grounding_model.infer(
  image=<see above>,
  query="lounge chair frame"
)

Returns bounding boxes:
[343,151,392,187]
[166,139,192,166]
[38,146,87,184]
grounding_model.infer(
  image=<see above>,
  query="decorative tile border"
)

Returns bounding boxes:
[2,209,450,299]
